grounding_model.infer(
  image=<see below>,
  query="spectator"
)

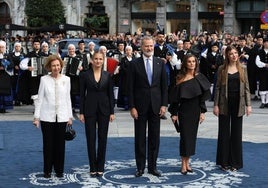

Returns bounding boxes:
[0,40,14,113]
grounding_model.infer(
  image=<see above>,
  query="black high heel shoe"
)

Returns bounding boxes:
[181,168,187,175]
[181,170,187,175]
[187,168,193,173]
[90,172,97,177]
[230,167,237,172]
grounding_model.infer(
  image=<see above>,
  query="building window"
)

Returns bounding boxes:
[0,2,10,24]
[253,1,265,11]
[207,3,223,12]
[167,1,190,12]
[237,0,251,11]
[132,2,157,13]
[0,2,10,16]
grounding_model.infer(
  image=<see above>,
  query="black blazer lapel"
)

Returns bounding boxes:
[88,69,98,88]
[137,58,150,84]
[152,57,162,85]
[99,71,108,89]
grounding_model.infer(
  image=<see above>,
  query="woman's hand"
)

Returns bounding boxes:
[67,118,73,126]
[213,106,219,116]
[130,108,138,119]
[171,115,178,123]
[246,106,252,116]
[33,118,40,128]
[159,106,166,118]
[79,114,85,124]
[110,114,115,122]
[78,66,83,71]
[199,113,205,124]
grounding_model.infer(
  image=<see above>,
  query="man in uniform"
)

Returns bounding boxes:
[255,38,268,108]
[18,38,42,105]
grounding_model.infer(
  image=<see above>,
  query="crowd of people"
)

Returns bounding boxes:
[0,28,264,177]
[1,30,266,111]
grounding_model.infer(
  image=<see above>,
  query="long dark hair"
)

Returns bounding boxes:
[221,45,245,84]
[176,54,199,85]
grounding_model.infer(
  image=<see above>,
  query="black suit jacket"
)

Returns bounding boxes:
[175,50,193,62]
[79,69,114,117]
[128,56,168,115]
[154,44,169,58]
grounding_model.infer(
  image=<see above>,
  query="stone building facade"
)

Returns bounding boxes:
[1,0,268,36]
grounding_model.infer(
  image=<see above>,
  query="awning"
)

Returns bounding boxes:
[37,23,88,32]
[1,24,29,30]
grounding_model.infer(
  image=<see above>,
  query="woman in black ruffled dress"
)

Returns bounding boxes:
[169,54,211,175]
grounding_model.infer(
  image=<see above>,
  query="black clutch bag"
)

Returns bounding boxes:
[65,125,76,141]
[173,120,181,133]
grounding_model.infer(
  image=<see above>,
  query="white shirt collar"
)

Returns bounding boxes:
[143,55,152,61]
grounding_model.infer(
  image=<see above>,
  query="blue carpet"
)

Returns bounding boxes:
[0,121,267,187]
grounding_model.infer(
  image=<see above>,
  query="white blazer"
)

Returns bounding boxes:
[34,74,73,122]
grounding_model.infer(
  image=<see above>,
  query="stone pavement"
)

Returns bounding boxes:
[1,100,267,143]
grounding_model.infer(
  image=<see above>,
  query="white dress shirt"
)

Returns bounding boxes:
[19,57,30,70]
[34,74,73,122]
[255,49,268,68]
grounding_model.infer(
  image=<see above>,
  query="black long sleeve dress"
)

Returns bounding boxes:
[169,73,211,157]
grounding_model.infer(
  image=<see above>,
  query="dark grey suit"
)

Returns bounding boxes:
[129,56,168,172]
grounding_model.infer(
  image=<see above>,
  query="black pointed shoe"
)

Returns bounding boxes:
[43,173,51,178]
[135,170,144,177]
[148,169,161,177]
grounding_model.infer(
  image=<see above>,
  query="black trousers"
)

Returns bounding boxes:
[247,66,258,94]
[134,106,160,171]
[85,113,110,172]
[216,95,243,169]
[41,121,66,174]
[259,69,268,91]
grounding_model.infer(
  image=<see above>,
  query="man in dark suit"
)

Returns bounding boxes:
[128,36,168,177]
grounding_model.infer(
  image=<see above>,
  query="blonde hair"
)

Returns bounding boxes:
[91,51,105,60]
[44,55,64,72]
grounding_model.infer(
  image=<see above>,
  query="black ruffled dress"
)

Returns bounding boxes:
[169,73,211,157]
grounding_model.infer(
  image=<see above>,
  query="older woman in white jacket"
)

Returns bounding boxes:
[33,55,73,179]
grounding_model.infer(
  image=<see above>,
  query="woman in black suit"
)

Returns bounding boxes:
[79,52,115,177]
